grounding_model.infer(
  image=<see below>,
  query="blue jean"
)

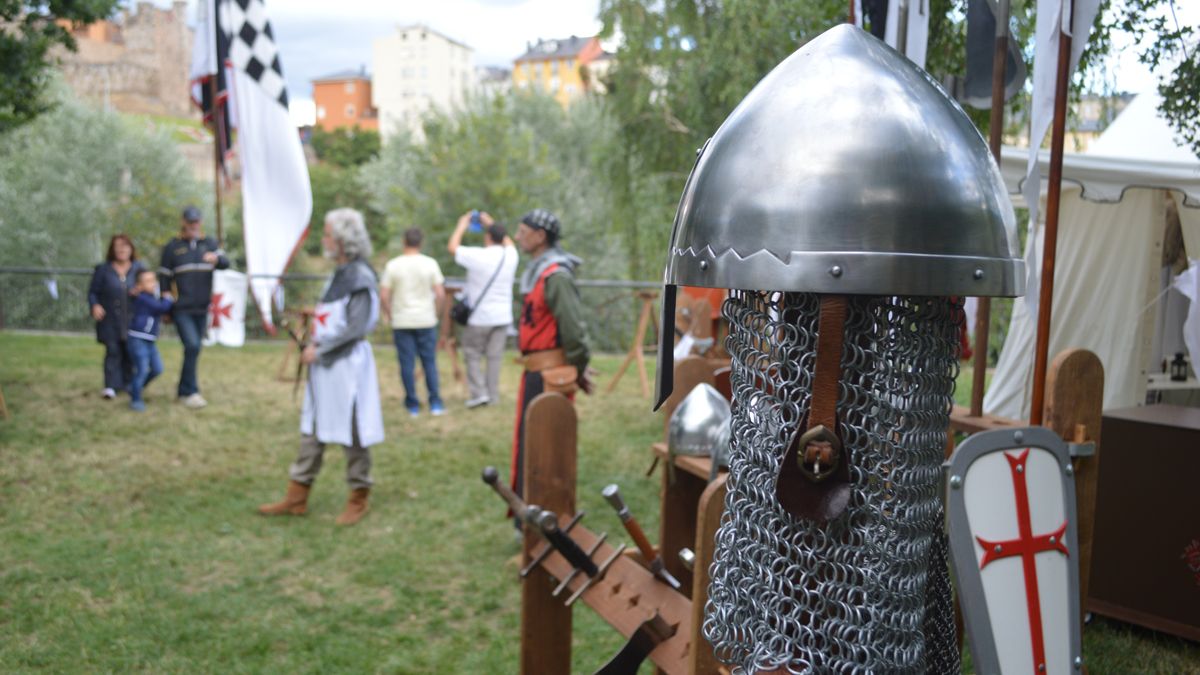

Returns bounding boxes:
[392,327,441,410]
[126,337,163,404]
[173,311,206,397]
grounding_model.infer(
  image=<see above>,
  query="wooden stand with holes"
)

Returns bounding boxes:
[606,291,659,398]
[519,387,729,675]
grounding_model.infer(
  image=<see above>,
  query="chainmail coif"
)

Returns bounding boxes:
[703,290,962,674]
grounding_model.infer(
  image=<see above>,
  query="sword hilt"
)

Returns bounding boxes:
[481,466,529,516]
[537,509,600,577]
[601,484,682,589]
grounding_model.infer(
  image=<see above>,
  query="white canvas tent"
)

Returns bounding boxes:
[984,93,1200,419]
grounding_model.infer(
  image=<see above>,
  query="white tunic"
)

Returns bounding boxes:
[300,288,385,447]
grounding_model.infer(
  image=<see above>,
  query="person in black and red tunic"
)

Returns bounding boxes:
[509,209,592,504]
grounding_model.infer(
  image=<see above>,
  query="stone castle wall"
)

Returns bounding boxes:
[59,1,195,118]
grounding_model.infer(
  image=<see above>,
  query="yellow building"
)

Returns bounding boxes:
[512,35,608,107]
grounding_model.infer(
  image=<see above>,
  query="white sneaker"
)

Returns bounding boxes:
[101,388,116,399]
[465,396,490,409]
[182,393,208,409]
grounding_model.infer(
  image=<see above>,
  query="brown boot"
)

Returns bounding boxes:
[335,488,370,526]
[258,480,310,516]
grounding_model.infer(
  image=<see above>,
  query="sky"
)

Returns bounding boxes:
[157,0,1193,123]
[174,0,603,100]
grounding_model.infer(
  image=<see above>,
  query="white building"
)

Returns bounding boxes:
[372,24,474,140]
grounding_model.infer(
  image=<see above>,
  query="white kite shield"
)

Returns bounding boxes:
[945,426,1084,674]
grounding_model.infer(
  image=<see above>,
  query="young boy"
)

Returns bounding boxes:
[126,269,174,411]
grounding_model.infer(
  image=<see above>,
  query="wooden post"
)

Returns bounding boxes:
[1030,4,1075,426]
[607,291,658,398]
[687,474,727,675]
[0,384,9,420]
[969,0,1011,417]
[1042,348,1103,622]
[520,393,577,675]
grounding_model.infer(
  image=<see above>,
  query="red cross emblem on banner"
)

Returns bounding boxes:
[975,449,1070,674]
[209,293,233,328]
[311,310,330,336]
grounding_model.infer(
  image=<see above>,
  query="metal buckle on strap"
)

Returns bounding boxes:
[798,424,841,481]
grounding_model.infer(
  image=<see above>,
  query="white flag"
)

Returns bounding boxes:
[192,0,312,334]
[205,269,248,347]
[853,0,930,69]
[1021,0,1101,322]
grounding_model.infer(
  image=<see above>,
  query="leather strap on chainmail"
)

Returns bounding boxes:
[774,294,852,523]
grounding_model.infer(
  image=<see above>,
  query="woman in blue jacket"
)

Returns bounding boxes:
[87,234,144,399]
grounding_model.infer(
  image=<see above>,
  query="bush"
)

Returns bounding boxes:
[0,84,205,269]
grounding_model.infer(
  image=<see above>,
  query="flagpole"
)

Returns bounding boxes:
[208,62,225,249]
[969,0,1011,417]
[206,0,223,248]
[1029,0,1075,426]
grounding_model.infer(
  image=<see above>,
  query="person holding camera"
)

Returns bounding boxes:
[448,210,517,408]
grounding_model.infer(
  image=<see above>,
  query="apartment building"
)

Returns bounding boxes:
[372,24,474,139]
[512,35,608,107]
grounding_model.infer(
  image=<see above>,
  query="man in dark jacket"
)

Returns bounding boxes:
[158,205,229,409]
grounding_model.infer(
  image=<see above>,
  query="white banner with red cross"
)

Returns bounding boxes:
[945,426,1084,675]
[204,269,248,348]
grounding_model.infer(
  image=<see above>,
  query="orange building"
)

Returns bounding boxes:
[312,68,378,131]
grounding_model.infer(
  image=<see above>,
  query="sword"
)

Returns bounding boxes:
[601,484,682,590]
[536,508,624,606]
[279,317,309,401]
[592,611,676,675]
[481,466,535,519]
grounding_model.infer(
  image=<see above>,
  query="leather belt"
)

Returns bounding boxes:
[522,348,567,372]
[774,295,852,524]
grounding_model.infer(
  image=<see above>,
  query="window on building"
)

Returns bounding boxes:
[317,106,326,119]
[567,59,575,73]
[421,67,428,79]
[345,81,355,94]
[346,104,356,118]
[551,60,559,75]
[565,84,577,95]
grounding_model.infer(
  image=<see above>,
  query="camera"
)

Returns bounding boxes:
[469,209,482,233]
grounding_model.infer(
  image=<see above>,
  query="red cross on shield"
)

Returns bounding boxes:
[209,292,233,329]
[945,427,1084,675]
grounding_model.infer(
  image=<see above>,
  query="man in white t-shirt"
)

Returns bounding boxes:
[379,227,446,416]
[448,210,518,408]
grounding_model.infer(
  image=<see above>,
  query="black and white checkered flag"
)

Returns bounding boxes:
[191,0,311,334]
[221,0,289,108]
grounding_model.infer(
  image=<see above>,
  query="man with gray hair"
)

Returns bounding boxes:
[259,208,384,527]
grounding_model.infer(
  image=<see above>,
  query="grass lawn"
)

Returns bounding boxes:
[1,332,1196,673]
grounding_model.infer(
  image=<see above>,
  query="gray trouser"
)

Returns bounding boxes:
[289,415,373,490]
[461,323,508,402]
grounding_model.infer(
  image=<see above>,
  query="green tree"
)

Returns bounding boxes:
[309,126,382,168]
[306,162,385,256]
[360,92,634,280]
[0,83,205,268]
[0,0,121,132]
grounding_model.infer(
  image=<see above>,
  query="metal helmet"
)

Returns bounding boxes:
[654,24,1024,408]
[667,383,731,458]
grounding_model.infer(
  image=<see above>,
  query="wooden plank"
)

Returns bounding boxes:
[521,393,577,675]
[949,405,1019,434]
[651,442,713,482]
[1042,348,1103,623]
[534,519,693,674]
[689,474,727,675]
[660,467,705,598]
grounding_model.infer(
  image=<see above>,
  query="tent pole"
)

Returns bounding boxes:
[970,0,1011,417]
[1030,1,1075,426]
